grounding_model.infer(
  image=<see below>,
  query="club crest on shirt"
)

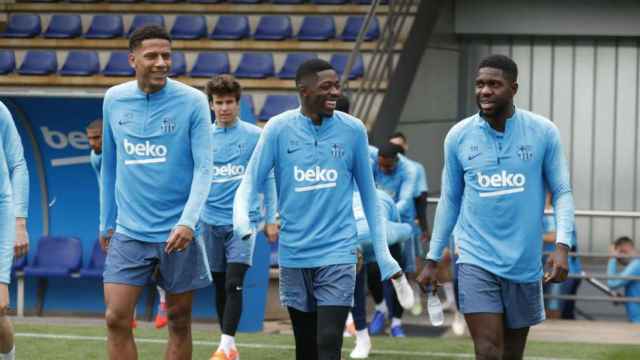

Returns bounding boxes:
[161,118,176,134]
[331,143,345,159]
[517,145,533,161]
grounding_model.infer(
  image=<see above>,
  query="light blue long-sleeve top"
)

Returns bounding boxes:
[607,258,640,323]
[201,118,277,226]
[0,101,29,283]
[90,150,101,188]
[233,108,400,280]
[100,79,212,242]
[353,190,413,263]
[371,153,417,223]
[427,109,575,282]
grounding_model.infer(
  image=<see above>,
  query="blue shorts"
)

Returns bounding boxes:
[103,232,212,294]
[201,222,255,273]
[280,264,356,312]
[457,263,545,329]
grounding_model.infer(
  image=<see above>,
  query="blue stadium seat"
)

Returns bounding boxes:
[258,95,300,121]
[169,51,187,77]
[211,15,250,40]
[2,14,41,38]
[190,0,224,3]
[60,51,100,76]
[13,256,27,273]
[240,94,256,124]
[340,16,380,41]
[44,14,82,39]
[24,236,82,278]
[103,51,134,76]
[254,15,292,41]
[278,53,318,79]
[0,50,16,75]
[311,0,349,4]
[79,240,106,278]
[85,15,124,39]
[297,16,335,41]
[234,53,275,79]
[273,0,305,3]
[170,15,207,40]
[330,53,364,80]
[18,50,57,75]
[190,52,230,78]
[128,15,165,37]
[146,0,184,3]
[107,0,142,2]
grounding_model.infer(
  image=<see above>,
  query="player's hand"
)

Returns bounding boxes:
[14,217,29,258]
[417,259,439,294]
[544,244,569,283]
[99,229,113,252]
[0,283,9,316]
[264,223,280,243]
[165,225,194,254]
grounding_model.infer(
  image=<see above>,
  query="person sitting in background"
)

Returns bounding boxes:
[607,236,640,323]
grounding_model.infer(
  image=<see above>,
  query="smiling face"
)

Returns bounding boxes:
[475,67,518,119]
[129,38,172,94]
[300,69,341,121]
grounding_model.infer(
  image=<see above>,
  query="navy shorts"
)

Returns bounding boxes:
[457,263,545,329]
[201,223,256,273]
[103,232,212,294]
[280,264,356,312]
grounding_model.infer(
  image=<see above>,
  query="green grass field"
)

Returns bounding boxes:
[13,322,640,359]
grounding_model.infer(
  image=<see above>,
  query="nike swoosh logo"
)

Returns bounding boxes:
[287,148,300,154]
[235,286,243,291]
[468,153,481,160]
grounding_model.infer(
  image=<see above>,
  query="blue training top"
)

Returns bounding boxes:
[100,79,212,243]
[233,108,400,280]
[608,258,640,323]
[428,108,575,282]
[371,153,417,223]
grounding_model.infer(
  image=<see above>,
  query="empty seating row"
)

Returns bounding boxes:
[21,0,387,4]
[2,14,380,41]
[0,49,365,79]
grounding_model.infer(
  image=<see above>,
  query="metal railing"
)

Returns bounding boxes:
[340,0,416,124]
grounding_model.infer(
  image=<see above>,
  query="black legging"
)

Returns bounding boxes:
[288,306,350,360]
[212,262,249,336]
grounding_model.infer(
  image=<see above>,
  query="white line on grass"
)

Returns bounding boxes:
[16,332,580,360]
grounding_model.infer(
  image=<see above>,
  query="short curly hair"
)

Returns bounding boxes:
[129,25,171,52]
[478,54,518,81]
[204,74,242,103]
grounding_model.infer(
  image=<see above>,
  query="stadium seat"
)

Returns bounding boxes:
[340,16,380,41]
[146,0,184,3]
[24,236,83,278]
[169,51,187,77]
[2,14,41,38]
[128,15,165,37]
[0,50,16,75]
[210,15,250,40]
[230,0,262,3]
[297,16,336,41]
[13,256,27,273]
[258,95,300,121]
[311,0,349,4]
[254,15,292,41]
[18,50,58,75]
[44,14,82,39]
[234,53,275,79]
[103,51,134,76]
[60,51,100,76]
[190,52,230,78]
[278,52,318,79]
[79,240,106,278]
[273,0,305,4]
[170,15,207,40]
[190,0,224,3]
[330,53,364,80]
[240,94,256,124]
[85,15,124,39]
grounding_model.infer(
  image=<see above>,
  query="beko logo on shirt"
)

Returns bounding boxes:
[477,171,526,197]
[293,166,338,192]
[211,164,245,183]
[123,138,167,165]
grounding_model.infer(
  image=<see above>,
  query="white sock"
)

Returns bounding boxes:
[391,317,402,328]
[219,334,235,352]
[375,300,388,316]
[355,329,370,344]
[157,286,166,303]
[444,282,455,305]
[1,346,15,360]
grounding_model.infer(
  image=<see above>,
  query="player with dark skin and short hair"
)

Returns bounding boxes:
[419,54,574,360]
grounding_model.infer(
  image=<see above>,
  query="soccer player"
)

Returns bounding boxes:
[0,101,28,360]
[86,118,169,329]
[233,59,401,360]
[100,25,212,360]
[418,54,574,359]
[201,74,279,360]
[607,236,640,323]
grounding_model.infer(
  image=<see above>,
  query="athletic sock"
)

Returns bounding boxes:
[443,282,455,307]
[391,317,402,328]
[1,346,15,360]
[346,312,354,326]
[157,286,166,303]
[219,334,235,353]
[375,300,388,316]
[355,329,370,344]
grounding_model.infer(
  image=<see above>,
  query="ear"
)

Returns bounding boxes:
[128,52,136,69]
[511,81,519,96]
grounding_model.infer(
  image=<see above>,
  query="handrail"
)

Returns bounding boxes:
[339,0,380,91]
